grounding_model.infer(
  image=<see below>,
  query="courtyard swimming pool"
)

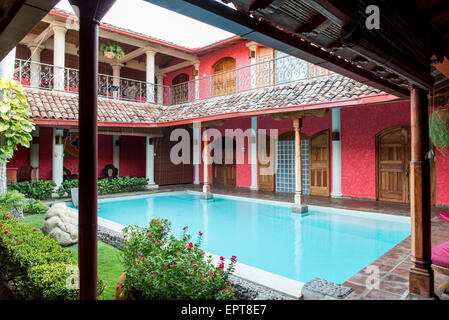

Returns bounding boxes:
[91,192,410,285]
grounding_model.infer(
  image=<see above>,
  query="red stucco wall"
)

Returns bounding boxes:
[436,151,449,205]
[341,101,410,199]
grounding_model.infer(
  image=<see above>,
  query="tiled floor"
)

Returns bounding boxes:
[150,184,449,300]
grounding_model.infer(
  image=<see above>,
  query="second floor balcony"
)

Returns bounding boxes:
[14,54,332,106]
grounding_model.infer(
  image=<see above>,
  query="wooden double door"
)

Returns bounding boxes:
[258,130,330,197]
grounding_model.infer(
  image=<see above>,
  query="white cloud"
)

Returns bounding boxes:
[56,0,236,48]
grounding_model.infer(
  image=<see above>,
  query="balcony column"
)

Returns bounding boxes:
[250,116,258,190]
[408,85,434,298]
[27,45,44,88]
[52,128,64,188]
[331,108,342,197]
[194,62,200,101]
[52,22,67,91]
[292,118,308,214]
[113,136,120,176]
[201,127,213,200]
[156,73,164,104]
[145,50,157,103]
[146,136,158,189]
[193,122,201,184]
[246,41,258,89]
[111,62,122,99]
[30,127,40,179]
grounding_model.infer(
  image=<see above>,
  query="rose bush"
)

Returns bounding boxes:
[121,218,237,300]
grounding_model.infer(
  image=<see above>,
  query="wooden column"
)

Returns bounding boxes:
[292,118,308,213]
[77,4,99,301]
[409,85,434,298]
[201,126,213,200]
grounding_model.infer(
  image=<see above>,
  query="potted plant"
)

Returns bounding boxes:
[429,106,449,153]
[100,42,125,60]
[116,218,237,300]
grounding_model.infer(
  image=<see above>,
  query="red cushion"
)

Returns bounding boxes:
[432,241,449,269]
[441,213,449,223]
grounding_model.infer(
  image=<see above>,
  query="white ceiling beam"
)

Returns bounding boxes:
[159,59,199,74]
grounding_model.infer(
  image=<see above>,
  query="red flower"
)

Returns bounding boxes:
[3,230,9,234]
[172,264,177,268]
[32,228,37,232]
[228,287,233,291]
[198,231,203,236]
[183,226,188,230]
[164,265,169,269]
[219,256,224,261]
[230,255,237,261]
[151,274,156,277]
[193,265,198,270]
[188,242,194,249]
[148,233,153,237]
[219,263,224,269]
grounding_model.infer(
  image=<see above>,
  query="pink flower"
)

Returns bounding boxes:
[183,226,188,230]
[228,287,233,291]
[148,233,153,237]
[193,265,198,270]
[230,255,237,261]
[160,225,164,229]
[164,265,169,269]
[145,262,150,265]
[164,219,168,222]
[172,264,177,268]
[219,263,224,269]
[222,289,226,293]
[151,274,156,277]
[219,256,224,261]
[220,270,224,274]
[163,231,168,235]
[183,236,187,240]
[199,231,203,236]
[188,242,194,249]
[190,259,194,262]
[226,280,230,284]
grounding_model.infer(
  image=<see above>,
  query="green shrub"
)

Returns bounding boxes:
[62,179,79,195]
[8,180,56,200]
[121,218,237,300]
[0,190,26,212]
[23,199,48,215]
[0,214,103,299]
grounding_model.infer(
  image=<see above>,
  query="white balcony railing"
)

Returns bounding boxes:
[14,55,331,106]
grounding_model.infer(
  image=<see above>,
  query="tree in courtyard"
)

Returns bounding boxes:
[0,78,35,193]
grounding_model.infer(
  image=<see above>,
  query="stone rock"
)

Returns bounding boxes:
[301,278,353,300]
[41,203,78,246]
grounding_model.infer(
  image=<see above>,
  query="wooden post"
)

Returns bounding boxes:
[292,118,308,213]
[409,85,434,298]
[77,5,99,300]
[201,126,213,200]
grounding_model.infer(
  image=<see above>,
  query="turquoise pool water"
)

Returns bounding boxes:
[93,192,410,284]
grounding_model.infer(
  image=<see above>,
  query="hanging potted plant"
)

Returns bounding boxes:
[100,42,125,60]
[429,106,449,153]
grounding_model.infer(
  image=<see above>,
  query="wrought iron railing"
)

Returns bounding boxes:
[14,55,331,106]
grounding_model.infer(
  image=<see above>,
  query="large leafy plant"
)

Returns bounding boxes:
[0,79,35,160]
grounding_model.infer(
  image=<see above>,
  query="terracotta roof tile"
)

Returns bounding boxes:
[26,74,383,125]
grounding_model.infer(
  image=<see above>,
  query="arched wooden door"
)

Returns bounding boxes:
[376,126,411,203]
[258,134,275,191]
[309,130,330,196]
[172,73,189,104]
[212,137,236,187]
[212,57,236,97]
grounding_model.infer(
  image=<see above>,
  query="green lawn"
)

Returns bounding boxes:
[21,213,124,300]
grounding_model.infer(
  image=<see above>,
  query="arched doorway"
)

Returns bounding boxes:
[212,57,236,97]
[309,130,330,196]
[172,73,189,104]
[212,136,236,187]
[376,125,411,203]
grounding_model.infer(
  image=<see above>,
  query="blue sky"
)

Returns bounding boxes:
[56,0,236,48]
